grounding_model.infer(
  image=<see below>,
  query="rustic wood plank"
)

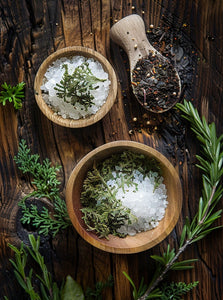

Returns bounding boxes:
[0,1,222,299]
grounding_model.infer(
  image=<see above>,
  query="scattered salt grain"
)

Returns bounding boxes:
[41,56,111,119]
[107,169,168,236]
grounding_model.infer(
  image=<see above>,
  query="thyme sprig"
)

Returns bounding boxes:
[125,100,223,300]
[14,140,71,237]
[81,151,161,239]
[54,61,106,110]
[0,82,25,109]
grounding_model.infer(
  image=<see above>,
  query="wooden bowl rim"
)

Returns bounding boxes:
[34,46,117,128]
[66,141,182,254]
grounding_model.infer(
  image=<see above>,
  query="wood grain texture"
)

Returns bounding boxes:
[0,0,222,299]
[34,45,118,128]
[66,141,183,253]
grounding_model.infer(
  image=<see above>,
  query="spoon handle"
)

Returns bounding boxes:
[110,14,155,71]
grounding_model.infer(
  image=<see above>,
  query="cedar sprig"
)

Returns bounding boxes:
[0,82,25,109]
[54,62,106,110]
[81,165,132,238]
[14,139,61,201]
[14,140,71,237]
[19,196,70,238]
[85,274,113,300]
[124,100,223,300]
[80,151,160,239]
[160,281,199,299]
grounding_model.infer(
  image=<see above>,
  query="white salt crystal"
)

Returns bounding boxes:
[41,55,111,119]
[108,169,168,236]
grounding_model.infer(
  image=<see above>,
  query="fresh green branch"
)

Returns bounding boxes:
[11,101,223,299]
[0,82,25,109]
[54,62,106,110]
[7,234,112,299]
[125,100,223,300]
[8,234,84,300]
[85,274,113,300]
[14,140,71,237]
[160,281,199,299]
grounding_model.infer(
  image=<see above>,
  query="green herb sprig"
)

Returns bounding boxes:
[7,234,112,300]
[160,281,199,299]
[0,82,25,109]
[85,274,113,300]
[81,151,161,239]
[7,234,84,300]
[124,100,223,300]
[54,61,106,110]
[14,140,71,237]
[81,165,133,239]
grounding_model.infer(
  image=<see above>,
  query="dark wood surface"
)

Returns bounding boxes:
[0,0,222,299]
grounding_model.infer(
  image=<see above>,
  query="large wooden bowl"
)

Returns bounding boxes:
[34,46,117,128]
[66,141,182,254]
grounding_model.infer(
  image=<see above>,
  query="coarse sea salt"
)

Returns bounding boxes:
[106,169,168,236]
[41,56,111,119]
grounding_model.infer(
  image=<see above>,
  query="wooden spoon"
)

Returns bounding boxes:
[110,14,181,113]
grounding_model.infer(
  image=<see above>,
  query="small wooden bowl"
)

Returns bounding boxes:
[34,46,117,128]
[66,141,182,254]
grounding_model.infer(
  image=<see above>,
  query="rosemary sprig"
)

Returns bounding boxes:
[8,234,84,300]
[127,100,223,300]
[54,61,106,110]
[0,82,25,109]
[7,234,112,299]
[14,140,71,237]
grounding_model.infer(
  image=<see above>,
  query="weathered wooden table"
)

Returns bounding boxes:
[0,1,222,299]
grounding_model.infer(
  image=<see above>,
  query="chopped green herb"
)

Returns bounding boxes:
[54,61,106,110]
[81,151,161,239]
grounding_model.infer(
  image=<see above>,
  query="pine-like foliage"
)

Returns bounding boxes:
[0,82,25,109]
[14,140,71,237]
[54,62,106,110]
[160,281,199,299]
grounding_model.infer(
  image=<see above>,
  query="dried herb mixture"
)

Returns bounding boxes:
[80,150,162,239]
[131,52,180,112]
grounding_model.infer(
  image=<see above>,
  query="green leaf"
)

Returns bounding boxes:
[123,271,139,299]
[146,288,162,298]
[61,275,84,300]
[13,270,28,291]
[198,197,203,222]
[123,271,136,289]
[150,255,166,265]
[171,259,198,270]
[179,225,187,247]
[137,277,148,298]
[40,282,49,300]
[185,217,192,239]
